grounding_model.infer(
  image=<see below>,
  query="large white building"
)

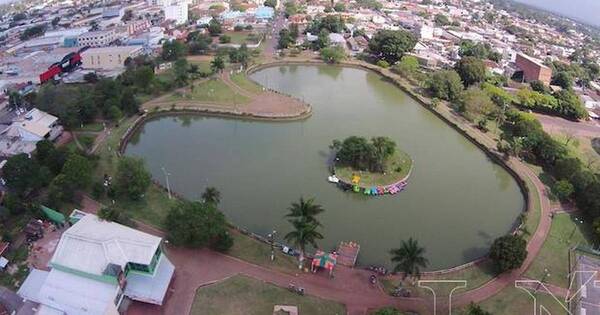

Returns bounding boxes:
[18,213,175,315]
[81,46,144,70]
[77,29,116,47]
[163,1,188,25]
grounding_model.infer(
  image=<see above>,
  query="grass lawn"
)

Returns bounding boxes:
[190,275,346,315]
[223,31,253,45]
[552,133,600,172]
[228,229,299,274]
[169,78,250,105]
[525,213,594,288]
[381,260,496,298]
[76,134,96,151]
[189,59,213,74]
[73,122,104,132]
[475,285,568,315]
[335,150,412,187]
[231,72,263,94]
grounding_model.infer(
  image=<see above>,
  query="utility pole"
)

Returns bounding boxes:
[161,166,172,199]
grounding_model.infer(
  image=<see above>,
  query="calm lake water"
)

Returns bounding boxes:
[126,65,525,270]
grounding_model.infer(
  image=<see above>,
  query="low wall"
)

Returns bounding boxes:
[117,60,533,275]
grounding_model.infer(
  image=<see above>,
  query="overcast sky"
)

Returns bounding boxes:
[513,0,600,26]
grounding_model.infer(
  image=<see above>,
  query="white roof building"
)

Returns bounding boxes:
[18,214,175,314]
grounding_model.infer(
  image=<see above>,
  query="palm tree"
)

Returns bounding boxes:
[284,197,325,267]
[284,219,323,267]
[202,187,221,205]
[390,238,429,280]
[285,197,324,225]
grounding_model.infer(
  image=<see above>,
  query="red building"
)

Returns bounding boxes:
[515,53,553,85]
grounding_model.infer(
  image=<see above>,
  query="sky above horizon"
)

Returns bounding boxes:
[513,0,600,26]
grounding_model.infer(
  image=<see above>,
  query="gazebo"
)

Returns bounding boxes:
[311,250,338,277]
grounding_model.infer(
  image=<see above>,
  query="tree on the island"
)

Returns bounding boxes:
[202,186,221,205]
[425,70,464,101]
[210,55,225,73]
[489,234,527,273]
[464,302,491,315]
[61,153,93,188]
[371,136,396,172]
[389,237,429,279]
[454,57,487,87]
[208,18,222,36]
[284,197,325,266]
[165,200,233,252]
[320,46,346,64]
[115,157,151,200]
[161,40,187,61]
[368,29,417,64]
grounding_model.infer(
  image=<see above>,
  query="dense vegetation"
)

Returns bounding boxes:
[331,136,396,173]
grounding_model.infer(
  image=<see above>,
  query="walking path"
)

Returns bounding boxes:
[82,59,558,314]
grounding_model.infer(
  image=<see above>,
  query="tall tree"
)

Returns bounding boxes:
[489,234,527,273]
[165,200,230,250]
[368,29,417,64]
[389,237,429,279]
[202,186,221,205]
[284,197,325,266]
[210,55,225,73]
[285,197,324,225]
[115,157,151,200]
[454,57,487,87]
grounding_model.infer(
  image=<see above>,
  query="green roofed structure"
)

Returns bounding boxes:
[40,205,66,226]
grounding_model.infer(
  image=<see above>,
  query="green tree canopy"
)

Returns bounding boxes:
[61,153,93,188]
[208,18,222,36]
[332,136,396,173]
[425,70,464,101]
[161,40,187,61]
[165,200,230,250]
[115,157,151,200]
[390,237,429,279]
[368,29,417,64]
[489,234,527,273]
[454,57,487,87]
[320,46,346,64]
[4,154,48,196]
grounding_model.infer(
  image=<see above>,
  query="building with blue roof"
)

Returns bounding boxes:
[255,6,274,21]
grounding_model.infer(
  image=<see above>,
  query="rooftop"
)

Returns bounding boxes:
[50,214,162,276]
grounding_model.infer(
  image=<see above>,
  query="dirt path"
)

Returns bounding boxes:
[535,113,600,138]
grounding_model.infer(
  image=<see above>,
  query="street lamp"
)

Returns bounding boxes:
[161,166,172,199]
[537,268,551,290]
[268,230,277,261]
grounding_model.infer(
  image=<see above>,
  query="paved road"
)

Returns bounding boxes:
[264,10,286,56]
[535,113,600,138]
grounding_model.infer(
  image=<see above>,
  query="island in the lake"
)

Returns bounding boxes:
[329,136,413,196]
